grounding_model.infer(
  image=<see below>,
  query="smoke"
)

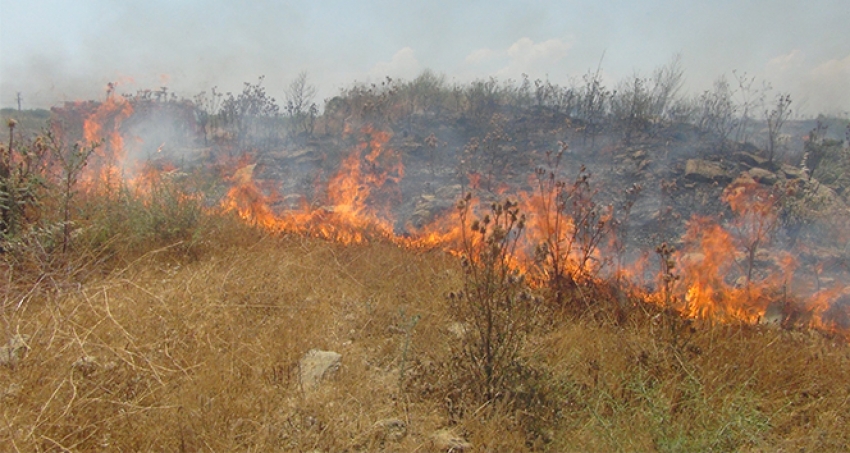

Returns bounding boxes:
[1,0,849,115]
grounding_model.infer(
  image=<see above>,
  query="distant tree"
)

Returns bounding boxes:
[193,87,223,146]
[647,54,685,120]
[285,72,318,139]
[765,93,792,164]
[611,74,652,145]
[220,76,280,151]
[731,71,766,143]
[695,76,738,148]
[465,77,502,126]
[578,63,611,148]
[399,69,448,125]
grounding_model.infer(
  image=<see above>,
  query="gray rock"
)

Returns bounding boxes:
[300,349,342,391]
[447,322,468,339]
[375,418,407,442]
[747,168,779,185]
[435,184,462,200]
[684,159,731,183]
[735,151,769,168]
[72,356,99,376]
[760,302,786,326]
[0,334,29,367]
[409,194,457,228]
[3,383,22,399]
[780,164,806,181]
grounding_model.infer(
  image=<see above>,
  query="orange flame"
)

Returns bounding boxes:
[69,104,850,338]
[80,96,134,192]
[222,126,405,245]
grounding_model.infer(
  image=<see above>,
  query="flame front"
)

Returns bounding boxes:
[72,109,849,338]
[81,95,134,192]
[222,126,404,245]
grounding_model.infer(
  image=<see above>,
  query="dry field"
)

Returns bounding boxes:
[2,222,849,452]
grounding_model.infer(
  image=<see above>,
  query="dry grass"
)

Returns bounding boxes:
[2,224,850,452]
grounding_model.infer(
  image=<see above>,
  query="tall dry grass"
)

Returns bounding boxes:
[3,223,849,451]
[2,232,465,451]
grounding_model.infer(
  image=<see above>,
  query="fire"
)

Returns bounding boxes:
[222,126,405,245]
[671,176,791,324]
[52,96,850,338]
[81,95,135,191]
[218,131,847,337]
[676,217,765,322]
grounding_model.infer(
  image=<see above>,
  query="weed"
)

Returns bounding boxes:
[448,194,534,403]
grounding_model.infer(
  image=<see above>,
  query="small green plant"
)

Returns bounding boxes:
[44,128,98,253]
[1,119,51,243]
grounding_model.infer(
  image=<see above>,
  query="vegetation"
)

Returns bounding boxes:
[2,194,848,451]
[2,64,850,451]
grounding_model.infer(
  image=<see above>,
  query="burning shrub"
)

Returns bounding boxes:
[79,163,223,258]
[447,194,537,404]
[524,145,615,306]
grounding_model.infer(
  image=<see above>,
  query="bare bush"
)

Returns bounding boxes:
[449,194,533,403]
[695,76,739,147]
[527,146,614,305]
[220,76,281,152]
[285,72,318,140]
[765,93,792,164]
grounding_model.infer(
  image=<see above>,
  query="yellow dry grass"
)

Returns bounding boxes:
[2,226,849,452]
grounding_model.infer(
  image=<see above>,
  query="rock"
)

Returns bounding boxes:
[72,356,99,376]
[3,383,22,399]
[409,193,457,228]
[734,151,769,168]
[746,167,779,185]
[0,334,29,367]
[779,164,806,181]
[684,159,731,183]
[810,180,843,209]
[447,322,468,339]
[431,428,472,451]
[299,349,341,391]
[760,302,786,326]
[435,184,462,200]
[374,418,407,442]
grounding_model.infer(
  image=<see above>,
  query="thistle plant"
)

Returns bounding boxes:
[448,194,534,402]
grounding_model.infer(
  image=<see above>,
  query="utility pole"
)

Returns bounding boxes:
[16,92,22,111]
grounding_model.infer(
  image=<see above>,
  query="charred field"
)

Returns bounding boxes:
[2,72,850,451]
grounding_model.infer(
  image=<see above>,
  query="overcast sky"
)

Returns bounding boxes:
[1,0,848,115]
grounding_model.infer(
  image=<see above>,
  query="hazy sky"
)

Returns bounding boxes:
[1,0,848,115]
